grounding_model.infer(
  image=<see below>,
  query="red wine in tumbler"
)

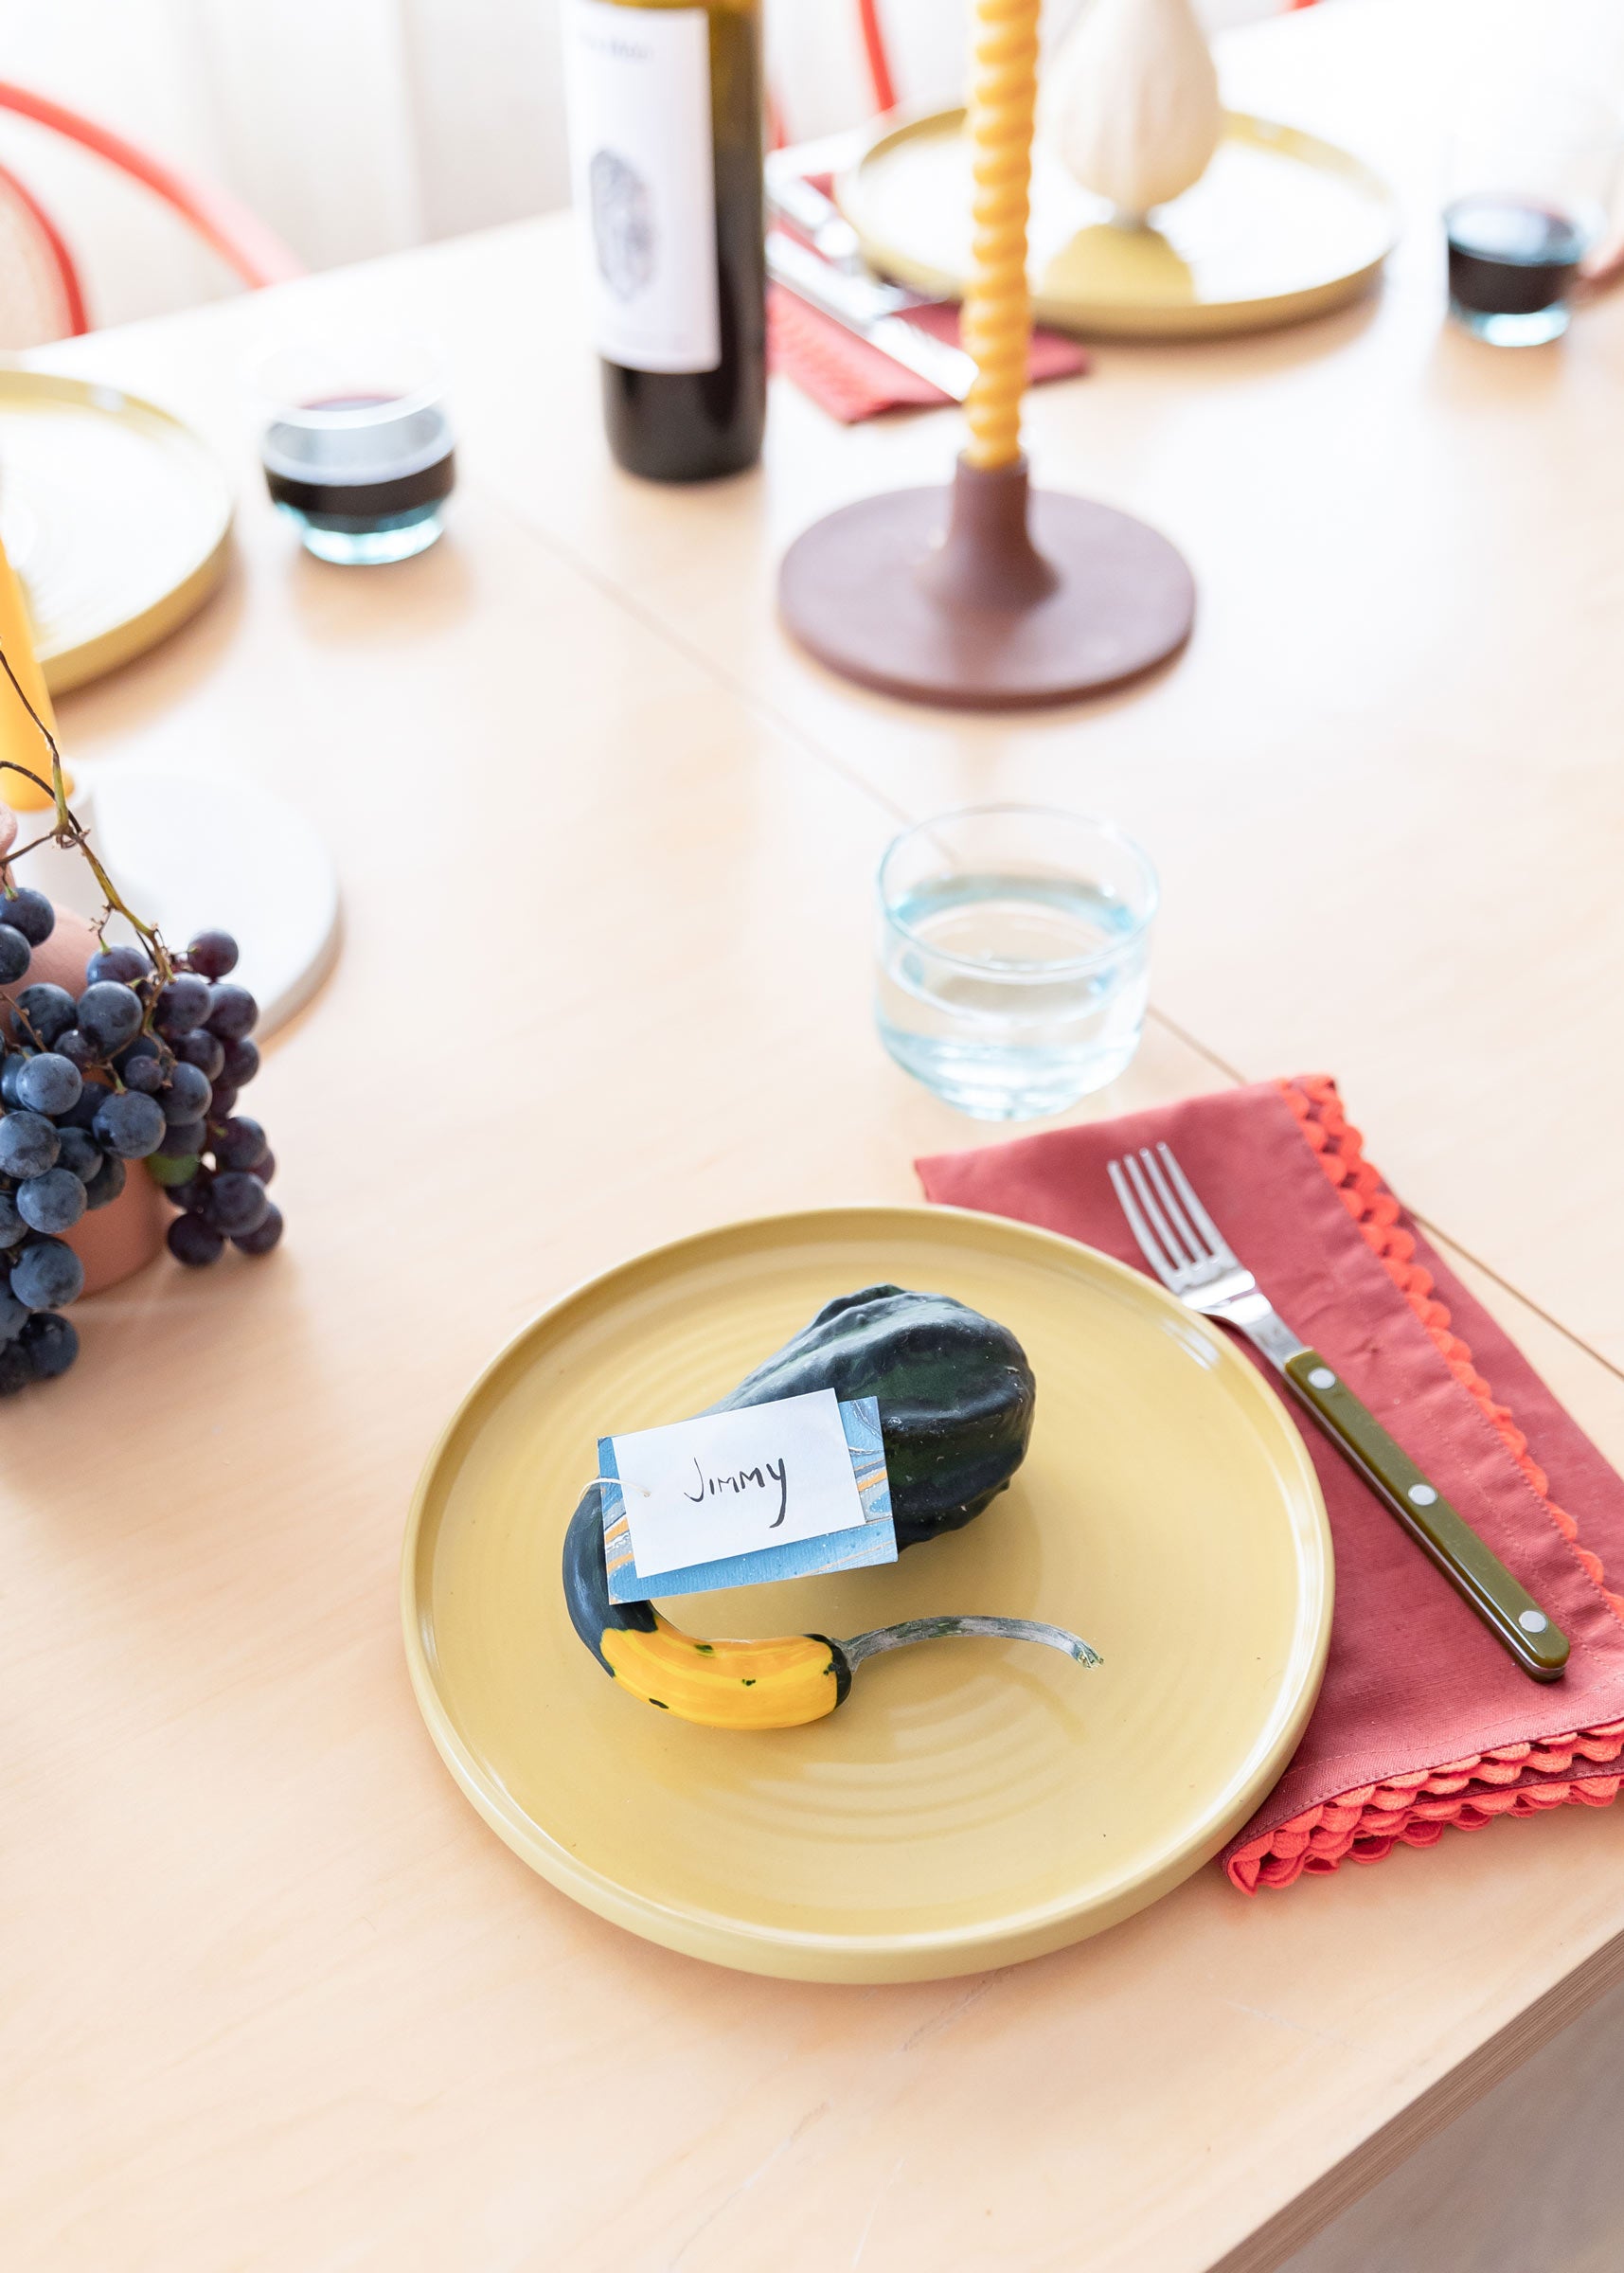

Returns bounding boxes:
[1445,197,1587,313]
[563,0,765,482]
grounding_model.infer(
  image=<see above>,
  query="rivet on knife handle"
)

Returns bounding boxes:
[1283,1350,1569,1681]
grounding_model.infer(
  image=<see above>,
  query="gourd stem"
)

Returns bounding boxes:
[838,1615,1101,1670]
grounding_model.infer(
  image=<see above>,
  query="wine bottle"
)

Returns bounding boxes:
[562,0,766,483]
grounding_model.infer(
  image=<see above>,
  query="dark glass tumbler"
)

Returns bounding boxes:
[258,339,454,564]
[1444,97,1621,346]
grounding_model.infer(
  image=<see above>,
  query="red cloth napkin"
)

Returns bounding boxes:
[768,287,1090,424]
[918,1077,1624,1892]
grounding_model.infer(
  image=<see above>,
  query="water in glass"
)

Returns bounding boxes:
[876,808,1155,1121]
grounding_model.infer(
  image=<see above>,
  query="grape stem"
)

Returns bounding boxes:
[0,637,173,984]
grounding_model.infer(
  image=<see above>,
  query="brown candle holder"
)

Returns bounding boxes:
[778,455,1194,710]
[776,0,1195,713]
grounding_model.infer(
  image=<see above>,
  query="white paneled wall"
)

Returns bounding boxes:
[0,0,572,328]
[0,0,1278,331]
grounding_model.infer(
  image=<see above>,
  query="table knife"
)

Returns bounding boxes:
[766,230,976,403]
[764,164,870,276]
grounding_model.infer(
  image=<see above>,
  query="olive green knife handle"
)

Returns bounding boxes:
[1283,1349,1570,1682]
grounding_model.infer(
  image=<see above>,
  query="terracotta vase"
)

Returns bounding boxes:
[0,809,168,1296]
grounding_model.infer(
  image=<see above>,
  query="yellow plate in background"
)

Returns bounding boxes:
[402,1206,1332,1982]
[0,368,232,692]
[839,109,1399,339]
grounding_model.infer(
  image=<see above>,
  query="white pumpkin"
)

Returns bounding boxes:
[1042,0,1222,225]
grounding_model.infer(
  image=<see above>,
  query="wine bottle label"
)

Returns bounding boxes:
[563,0,722,375]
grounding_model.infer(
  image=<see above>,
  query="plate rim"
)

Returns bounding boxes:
[87,765,342,1040]
[836,105,1400,340]
[401,1202,1334,1981]
[0,366,234,692]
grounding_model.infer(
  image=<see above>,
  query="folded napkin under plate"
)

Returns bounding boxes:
[919,1077,1624,1892]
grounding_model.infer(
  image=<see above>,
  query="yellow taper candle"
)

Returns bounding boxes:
[0,531,69,812]
[961,0,1042,472]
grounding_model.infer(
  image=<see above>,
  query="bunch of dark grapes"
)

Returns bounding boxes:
[0,900,280,1395]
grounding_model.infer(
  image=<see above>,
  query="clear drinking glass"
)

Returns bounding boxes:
[875,804,1157,1121]
[256,335,455,564]
[1444,88,1623,346]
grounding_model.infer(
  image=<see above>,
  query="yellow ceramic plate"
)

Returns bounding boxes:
[839,108,1399,339]
[0,368,232,692]
[402,1206,1332,1981]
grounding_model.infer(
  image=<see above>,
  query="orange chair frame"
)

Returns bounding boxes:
[0,78,304,337]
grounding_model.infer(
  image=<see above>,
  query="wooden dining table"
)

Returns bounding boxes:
[10,0,1624,2265]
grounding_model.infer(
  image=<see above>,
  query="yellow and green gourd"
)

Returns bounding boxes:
[562,1285,1099,1727]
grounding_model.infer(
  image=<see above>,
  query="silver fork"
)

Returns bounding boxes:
[1108,1141,1569,1684]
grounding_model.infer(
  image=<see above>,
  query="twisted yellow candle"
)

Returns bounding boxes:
[961,0,1041,472]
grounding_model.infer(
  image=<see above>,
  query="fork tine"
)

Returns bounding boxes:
[1140,1145,1207,1266]
[1155,1142,1240,1270]
[1123,1149,1192,1275]
[1107,1157,1178,1289]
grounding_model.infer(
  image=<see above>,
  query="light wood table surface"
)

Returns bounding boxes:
[11,2,1624,2268]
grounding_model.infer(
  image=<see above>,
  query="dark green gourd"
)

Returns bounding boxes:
[560,1285,1066,1727]
[708,1284,1035,1549]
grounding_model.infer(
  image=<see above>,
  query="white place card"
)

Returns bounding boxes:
[608,1387,867,1580]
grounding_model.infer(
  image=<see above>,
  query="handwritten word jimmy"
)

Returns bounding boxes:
[685,1455,789,1529]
